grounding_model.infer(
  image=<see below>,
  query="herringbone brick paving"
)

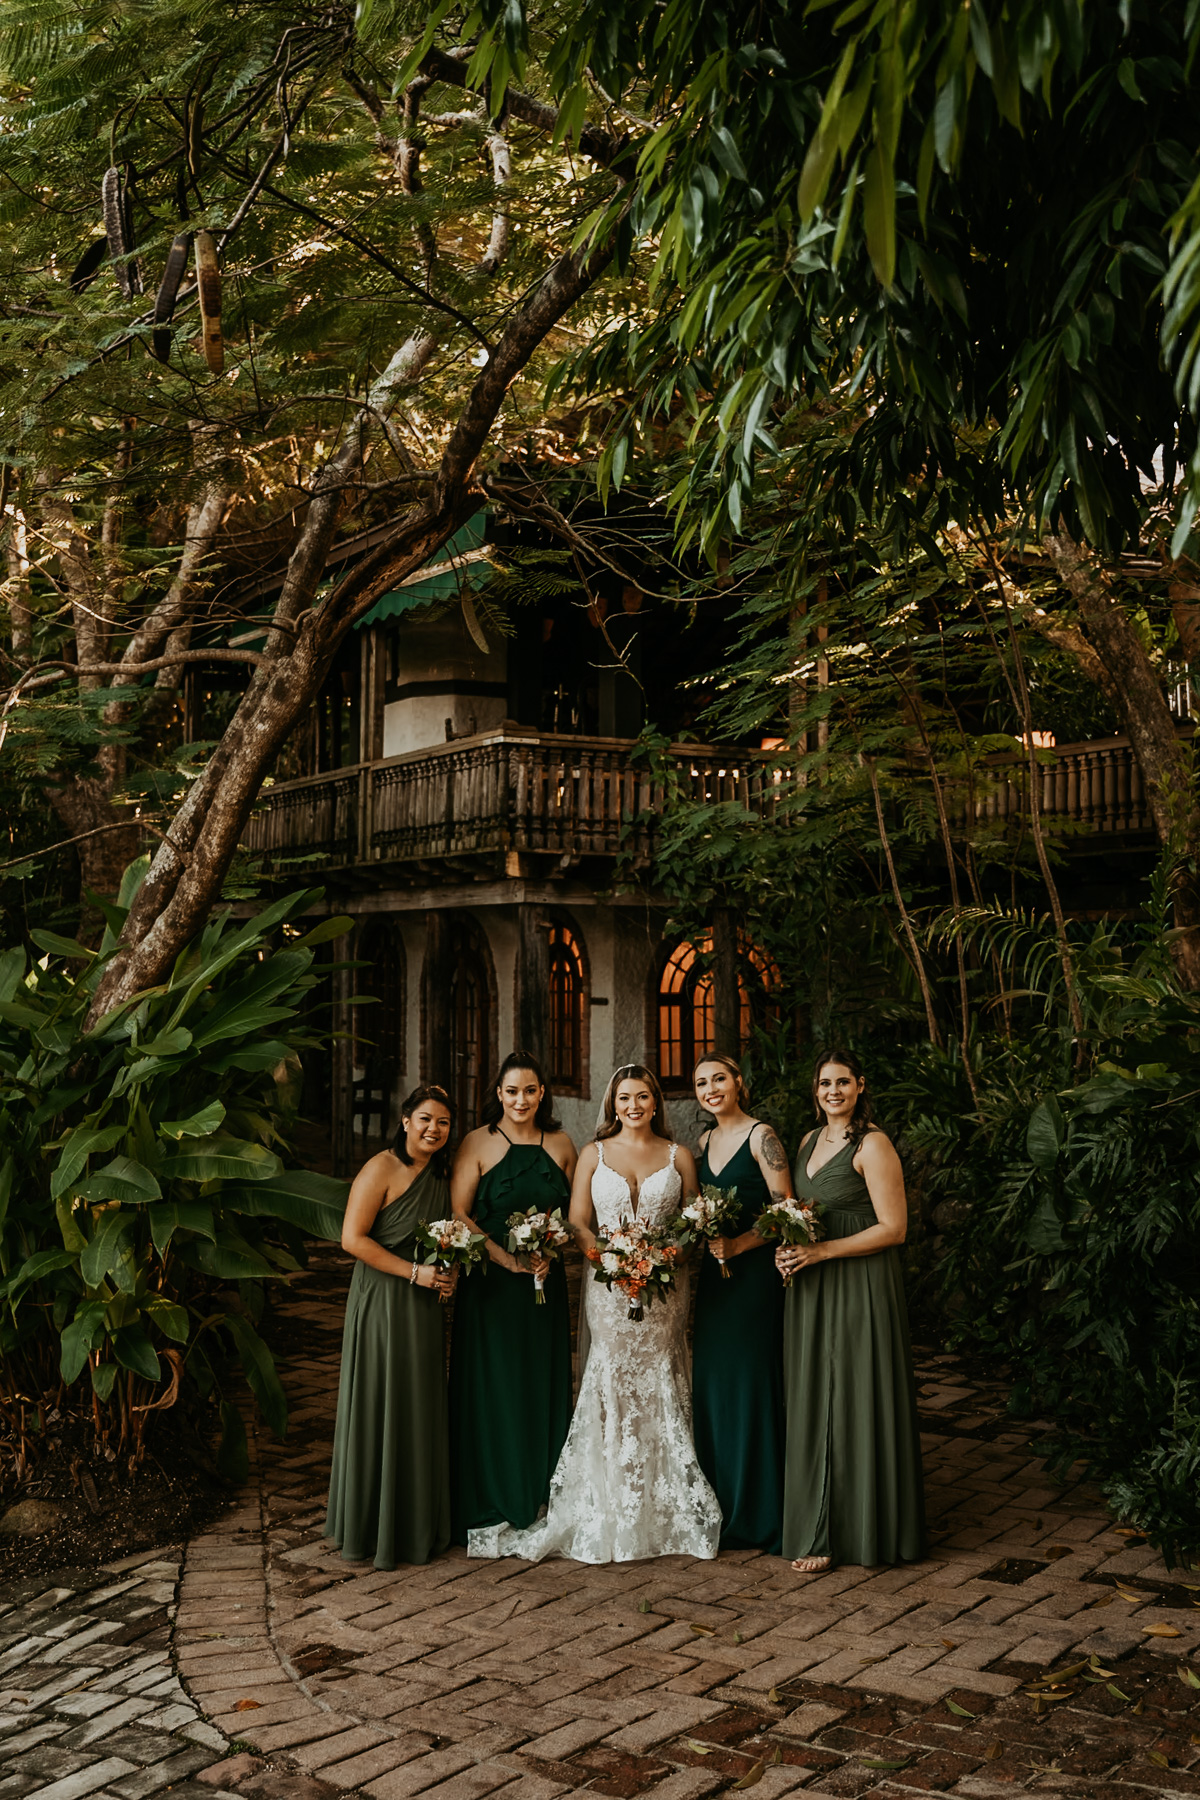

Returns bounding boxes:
[3,1245,1198,1800]
[178,1251,1200,1799]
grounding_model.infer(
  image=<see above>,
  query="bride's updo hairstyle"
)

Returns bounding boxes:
[480,1049,561,1134]
[811,1048,874,1148]
[692,1051,750,1107]
[595,1063,673,1142]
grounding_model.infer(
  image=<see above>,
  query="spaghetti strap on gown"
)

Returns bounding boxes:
[693,1126,785,1553]
[782,1129,927,1566]
[468,1143,721,1564]
[325,1160,451,1569]
[449,1136,573,1538]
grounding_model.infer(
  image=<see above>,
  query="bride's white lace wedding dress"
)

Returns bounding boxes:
[467,1142,722,1564]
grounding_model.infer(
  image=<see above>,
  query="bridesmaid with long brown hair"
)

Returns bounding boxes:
[777,1050,927,1571]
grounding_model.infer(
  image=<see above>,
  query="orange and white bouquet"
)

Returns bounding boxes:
[585,1216,684,1321]
[506,1205,573,1304]
[753,1198,822,1287]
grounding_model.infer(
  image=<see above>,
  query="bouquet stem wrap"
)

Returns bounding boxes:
[506,1205,573,1305]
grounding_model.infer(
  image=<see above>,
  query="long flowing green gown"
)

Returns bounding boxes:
[325,1160,451,1569]
[449,1136,573,1540]
[693,1127,785,1553]
[782,1129,927,1566]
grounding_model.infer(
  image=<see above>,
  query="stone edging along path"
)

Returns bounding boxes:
[169,1253,1200,1800]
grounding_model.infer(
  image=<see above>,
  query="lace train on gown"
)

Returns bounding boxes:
[468,1143,722,1564]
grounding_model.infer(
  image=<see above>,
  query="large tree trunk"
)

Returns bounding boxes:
[86,237,613,1024]
[1043,532,1200,987]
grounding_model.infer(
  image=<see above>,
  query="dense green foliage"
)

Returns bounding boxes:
[0,879,348,1477]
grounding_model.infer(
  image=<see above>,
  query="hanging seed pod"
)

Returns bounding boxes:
[69,237,109,294]
[152,231,192,363]
[121,174,143,295]
[461,590,489,653]
[194,230,223,374]
[101,166,133,297]
[187,95,204,177]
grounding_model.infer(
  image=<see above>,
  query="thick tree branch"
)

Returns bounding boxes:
[419,46,633,173]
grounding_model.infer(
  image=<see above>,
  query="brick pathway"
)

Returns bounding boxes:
[4,1248,1199,1800]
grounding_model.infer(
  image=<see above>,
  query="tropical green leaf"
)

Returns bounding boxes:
[163,1136,280,1182]
[225,1168,349,1241]
[159,1101,226,1140]
[76,1156,162,1204]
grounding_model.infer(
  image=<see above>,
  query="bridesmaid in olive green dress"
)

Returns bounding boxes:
[448,1051,577,1541]
[777,1050,927,1572]
[326,1084,458,1569]
[692,1054,791,1553]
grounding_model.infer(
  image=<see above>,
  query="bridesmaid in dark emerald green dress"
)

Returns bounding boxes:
[449,1051,577,1541]
[777,1050,927,1572]
[692,1055,792,1554]
[327,1084,458,1569]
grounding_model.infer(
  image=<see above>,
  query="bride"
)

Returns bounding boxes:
[468,1064,722,1563]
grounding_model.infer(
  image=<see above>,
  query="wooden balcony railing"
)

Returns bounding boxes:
[242,728,1168,873]
[948,733,1168,836]
[242,731,774,869]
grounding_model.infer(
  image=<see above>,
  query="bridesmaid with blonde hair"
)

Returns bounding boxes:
[692,1053,792,1553]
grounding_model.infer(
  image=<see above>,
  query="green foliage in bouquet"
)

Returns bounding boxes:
[0,877,350,1479]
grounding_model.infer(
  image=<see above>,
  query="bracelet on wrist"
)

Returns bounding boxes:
[410,1260,419,1285]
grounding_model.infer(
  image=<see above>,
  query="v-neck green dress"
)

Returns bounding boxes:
[325,1159,451,1569]
[783,1128,927,1567]
[449,1137,573,1539]
[693,1126,785,1553]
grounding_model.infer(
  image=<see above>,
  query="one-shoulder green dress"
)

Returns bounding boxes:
[449,1136,573,1540]
[325,1160,451,1569]
[693,1126,785,1553]
[783,1129,927,1566]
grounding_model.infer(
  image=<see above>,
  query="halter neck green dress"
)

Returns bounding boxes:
[783,1129,927,1566]
[325,1159,451,1569]
[449,1134,573,1540]
[693,1125,785,1553]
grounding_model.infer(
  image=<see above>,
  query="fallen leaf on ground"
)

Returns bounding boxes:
[234,1699,262,1711]
[985,1742,1003,1761]
[1133,1701,1145,1714]
[1142,1624,1182,1638]
[1115,1588,1144,1603]
[731,1760,765,1789]
[1178,1665,1200,1689]
[1044,1545,1071,1560]
[1149,1752,1170,1769]
[941,1637,958,1648]
[767,1687,780,1703]
[1107,1685,1133,1702]
[734,1632,743,1645]
[684,1741,716,1755]
[945,1699,976,1718]
[639,1600,650,1613]
[771,1748,781,1767]
[690,1624,716,1637]
[1088,1593,1115,1608]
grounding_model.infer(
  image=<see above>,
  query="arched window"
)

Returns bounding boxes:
[548,919,587,1090]
[656,931,781,1084]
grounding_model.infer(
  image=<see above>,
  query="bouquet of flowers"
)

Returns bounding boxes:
[415,1217,488,1300]
[506,1205,573,1304]
[585,1216,684,1321]
[672,1183,740,1277]
[753,1198,822,1287]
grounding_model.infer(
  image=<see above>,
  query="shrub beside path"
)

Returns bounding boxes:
[2,1248,1198,1800]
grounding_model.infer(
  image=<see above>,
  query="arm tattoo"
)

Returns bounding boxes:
[758,1129,788,1172]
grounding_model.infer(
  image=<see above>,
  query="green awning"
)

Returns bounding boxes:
[358,510,493,627]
